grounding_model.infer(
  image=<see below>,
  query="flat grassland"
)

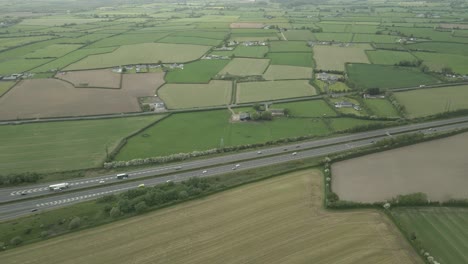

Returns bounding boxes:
[366,50,417,65]
[271,100,337,117]
[218,58,270,76]
[413,52,468,74]
[269,41,311,52]
[392,207,468,264]
[158,81,232,109]
[0,116,164,173]
[157,36,222,46]
[1,169,420,264]
[364,99,400,117]
[346,63,440,89]
[64,43,211,70]
[332,132,468,202]
[313,44,371,71]
[237,80,316,103]
[56,69,121,88]
[230,22,265,28]
[165,60,229,83]
[0,73,164,120]
[116,110,330,159]
[406,42,468,56]
[23,44,82,59]
[263,65,312,80]
[267,52,314,67]
[394,85,468,118]
[283,30,315,40]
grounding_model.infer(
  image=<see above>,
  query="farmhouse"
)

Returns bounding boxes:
[317,72,339,82]
[363,94,385,99]
[270,109,285,116]
[334,101,354,108]
[239,112,251,121]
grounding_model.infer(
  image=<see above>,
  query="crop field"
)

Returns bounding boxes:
[352,34,398,43]
[346,64,440,90]
[31,47,117,73]
[364,99,400,117]
[165,60,229,83]
[405,42,468,56]
[366,50,417,65]
[236,80,317,103]
[266,52,314,67]
[158,81,232,109]
[0,81,16,96]
[1,169,420,264]
[56,69,121,88]
[269,41,311,52]
[0,115,164,173]
[23,44,82,59]
[263,65,312,80]
[392,207,468,264]
[0,73,164,120]
[332,132,468,202]
[218,58,270,76]
[271,100,337,117]
[283,30,315,40]
[116,110,333,159]
[88,33,170,48]
[313,33,353,42]
[157,36,222,46]
[413,52,468,74]
[64,43,211,70]
[313,44,371,71]
[393,85,468,118]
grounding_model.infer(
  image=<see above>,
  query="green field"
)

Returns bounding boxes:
[283,30,315,40]
[23,44,82,59]
[88,33,170,48]
[329,117,383,131]
[329,97,367,116]
[413,52,468,74]
[263,65,312,80]
[266,52,314,67]
[218,58,270,76]
[353,34,398,43]
[392,207,468,264]
[394,85,468,118]
[116,110,330,160]
[0,58,52,75]
[364,99,400,117]
[158,81,232,109]
[405,42,468,56]
[64,43,211,70]
[158,36,222,46]
[347,63,441,90]
[313,44,371,71]
[165,60,229,83]
[211,46,269,58]
[0,116,165,173]
[269,41,311,52]
[237,80,317,103]
[366,50,418,65]
[313,80,351,93]
[0,81,16,96]
[313,33,353,42]
[271,100,337,117]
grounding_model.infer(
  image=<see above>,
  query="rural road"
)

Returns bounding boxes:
[1,117,468,221]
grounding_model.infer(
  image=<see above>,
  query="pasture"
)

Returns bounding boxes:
[1,170,420,264]
[165,60,229,83]
[218,58,270,76]
[366,50,417,65]
[269,41,311,52]
[0,73,164,120]
[413,52,468,74]
[0,81,16,96]
[313,33,353,42]
[116,110,331,159]
[211,46,269,58]
[64,43,211,70]
[23,44,82,59]
[313,80,351,93]
[158,81,232,109]
[405,42,468,56]
[266,52,314,67]
[352,34,398,43]
[56,69,121,88]
[0,116,164,173]
[236,80,317,103]
[263,65,312,80]
[271,100,337,117]
[332,132,468,202]
[364,99,400,117]
[392,207,468,264]
[88,33,170,48]
[394,85,468,118]
[283,30,315,40]
[0,58,52,75]
[157,36,222,46]
[313,44,371,71]
[346,63,440,90]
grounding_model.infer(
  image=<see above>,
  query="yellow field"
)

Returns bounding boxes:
[1,170,421,264]
[313,44,372,71]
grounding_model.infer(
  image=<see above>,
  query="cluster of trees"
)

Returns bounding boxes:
[0,172,42,186]
[374,132,425,148]
[395,59,423,67]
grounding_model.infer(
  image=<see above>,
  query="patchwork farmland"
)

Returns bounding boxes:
[313,44,371,71]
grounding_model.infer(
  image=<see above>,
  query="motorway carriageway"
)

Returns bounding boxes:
[0,120,468,221]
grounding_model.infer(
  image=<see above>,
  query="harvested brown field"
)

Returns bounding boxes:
[230,22,265,28]
[1,169,420,264]
[0,72,165,120]
[55,69,121,89]
[332,132,468,203]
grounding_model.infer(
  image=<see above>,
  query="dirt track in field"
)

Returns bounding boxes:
[0,72,164,120]
[55,69,121,88]
[1,170,421,264]
[332,132,468,203]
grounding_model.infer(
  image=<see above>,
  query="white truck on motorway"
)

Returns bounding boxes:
[49,183,70,191]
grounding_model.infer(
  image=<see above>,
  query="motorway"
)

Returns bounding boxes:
[1,116,468,220]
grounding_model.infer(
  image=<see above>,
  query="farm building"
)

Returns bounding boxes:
[317,72,339,82]
[239,112,251,121]
[334,101,354,108]
[270,109,285,116]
